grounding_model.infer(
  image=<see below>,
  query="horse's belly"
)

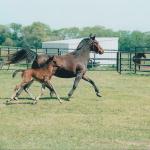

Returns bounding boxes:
[54,69,76,78]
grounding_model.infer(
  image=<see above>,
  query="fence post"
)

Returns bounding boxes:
[36,48,38,54]
[0,47,1,57]
[8,47,10,61]
[119,51,121,74]
[134,48,137,74]
[58,48,60,55]
[129,50,132,71]
[116,51,119,72]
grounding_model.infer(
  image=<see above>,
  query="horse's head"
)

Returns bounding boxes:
[77,34,104,54]
[89,34,104,54]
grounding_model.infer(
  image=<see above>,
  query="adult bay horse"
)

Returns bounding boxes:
[7,35,104,100]
[133,53,146,70]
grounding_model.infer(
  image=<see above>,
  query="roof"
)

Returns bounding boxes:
[42,37,119,50]
[42,37,119,44]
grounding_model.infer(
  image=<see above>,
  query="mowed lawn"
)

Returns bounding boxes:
[0,70,150,150]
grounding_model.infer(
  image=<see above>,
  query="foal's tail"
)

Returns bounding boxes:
[12,69,24,78]
[6,48,37,65]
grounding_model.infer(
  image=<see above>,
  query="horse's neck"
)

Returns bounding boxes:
[74,47,90,61]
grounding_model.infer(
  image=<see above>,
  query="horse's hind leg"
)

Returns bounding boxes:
[82,75,101,97]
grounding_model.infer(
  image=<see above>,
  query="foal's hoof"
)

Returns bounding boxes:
[14,97,18,100]
[67,97,71,101]
[96,93,102,97]
[6,99,11,104]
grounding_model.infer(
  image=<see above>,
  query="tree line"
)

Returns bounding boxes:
[0,22,150,50]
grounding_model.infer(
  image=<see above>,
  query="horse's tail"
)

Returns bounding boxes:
[6,48,37,65]
[12,69,24,78]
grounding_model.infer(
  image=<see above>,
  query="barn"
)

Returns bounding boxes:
[42,37,119,65]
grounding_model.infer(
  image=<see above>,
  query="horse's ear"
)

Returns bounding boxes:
[91,34,96,40]
[89,33,93,38]
[89,33,96,40]
[93,34,96,39]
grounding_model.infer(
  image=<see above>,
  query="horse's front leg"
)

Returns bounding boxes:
[68,73,83,100]
[82,75,101,97]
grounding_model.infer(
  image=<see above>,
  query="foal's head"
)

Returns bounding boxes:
[77,34,104,54]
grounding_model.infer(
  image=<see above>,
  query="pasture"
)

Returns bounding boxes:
[0,70,150,149]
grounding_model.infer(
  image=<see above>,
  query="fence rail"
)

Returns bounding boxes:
[117,48,150,74]
[0,46,118,71]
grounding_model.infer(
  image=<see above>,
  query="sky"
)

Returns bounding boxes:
[0,0,150,31]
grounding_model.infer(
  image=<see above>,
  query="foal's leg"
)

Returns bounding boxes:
[82,75,101,97]
[10,85,24,101]
[45,81,62,103]
[13,80,35,100]
[68,73,83,100]
[35,84,46,103]
[7,82,27,103]
[23,80,35,100]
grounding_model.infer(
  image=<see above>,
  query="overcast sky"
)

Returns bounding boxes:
[0,0,150,31]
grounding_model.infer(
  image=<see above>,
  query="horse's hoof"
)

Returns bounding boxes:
[32,100,38,105]
[59,99,63,104]
[50,92,55,98]
[97,93,102,97]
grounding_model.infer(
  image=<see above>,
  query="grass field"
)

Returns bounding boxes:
[0,70,150,150]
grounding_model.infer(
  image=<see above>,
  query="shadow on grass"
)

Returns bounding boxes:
[40,96,69,101]
[124,72,150,76]
[0,96,69,105]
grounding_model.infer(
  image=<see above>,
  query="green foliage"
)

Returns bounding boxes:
[0,22,150,49]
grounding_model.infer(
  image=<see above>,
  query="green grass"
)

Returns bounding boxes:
[0,70,150,150]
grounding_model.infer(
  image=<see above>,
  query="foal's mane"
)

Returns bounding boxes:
[37,56,54,68]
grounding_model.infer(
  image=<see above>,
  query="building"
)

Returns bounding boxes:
[42,37,119,65]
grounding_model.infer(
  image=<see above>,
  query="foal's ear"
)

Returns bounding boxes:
[48,56,55,61]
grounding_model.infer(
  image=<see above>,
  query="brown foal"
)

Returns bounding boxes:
[8,57,62,104]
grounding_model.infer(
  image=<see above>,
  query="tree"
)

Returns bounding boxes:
[9,23,22,47]
[56,27,80,39]
[2,38,14,46]
[0,25,10,45]
[22,22,52,48]
[118,31,131,50]
[130,31,145,48]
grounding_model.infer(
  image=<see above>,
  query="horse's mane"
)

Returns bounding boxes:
[76,38,90,51]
